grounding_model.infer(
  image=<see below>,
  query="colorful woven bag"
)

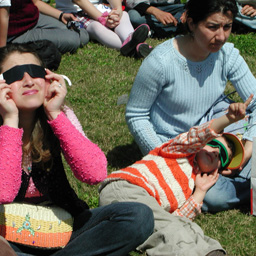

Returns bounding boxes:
[0,203,73,249]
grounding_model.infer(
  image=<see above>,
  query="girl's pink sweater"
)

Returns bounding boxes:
[0,108,107,204]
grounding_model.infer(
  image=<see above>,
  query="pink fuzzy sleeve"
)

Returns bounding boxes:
[0,126,23,204]
[48,111,107,185]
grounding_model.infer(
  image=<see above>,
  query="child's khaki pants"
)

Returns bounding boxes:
[99,180,225,256]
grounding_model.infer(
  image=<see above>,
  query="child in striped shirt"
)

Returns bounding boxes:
[99,95,253,256]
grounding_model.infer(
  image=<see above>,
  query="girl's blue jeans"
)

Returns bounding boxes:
[10,202,154,256]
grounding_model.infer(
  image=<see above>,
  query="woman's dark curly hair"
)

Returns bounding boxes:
[186,0,238,27]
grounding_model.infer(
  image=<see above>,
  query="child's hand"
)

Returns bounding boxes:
[192,169,219,204]
[0,79,19,127]
[44,69,67,120]
[106,9,121,28]
[195,169,219,192]
[226,94,253,123]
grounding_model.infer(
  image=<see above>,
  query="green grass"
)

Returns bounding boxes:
[58,33,256,255]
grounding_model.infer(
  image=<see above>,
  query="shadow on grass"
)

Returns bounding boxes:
[107,141,143,170]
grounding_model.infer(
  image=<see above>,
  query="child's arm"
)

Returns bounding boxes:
[108,0,123,13]
[33,0,77,24]
[73,0,102,20]
[0,6,9,47]
[210,94,253,134]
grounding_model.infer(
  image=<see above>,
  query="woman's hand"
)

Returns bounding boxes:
[44,69,67,120]
[0,79,19,127]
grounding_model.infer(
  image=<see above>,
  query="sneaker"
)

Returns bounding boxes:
[206,250,226,256]
[136,43,153,58]
[120,24,150,57]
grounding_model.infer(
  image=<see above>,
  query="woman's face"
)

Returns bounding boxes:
[1,52,48,111]
[188,11,233,55]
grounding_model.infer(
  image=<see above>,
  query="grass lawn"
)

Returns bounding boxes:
[57,32,256,255]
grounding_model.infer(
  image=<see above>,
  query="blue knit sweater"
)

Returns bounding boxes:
[126,38,256,155]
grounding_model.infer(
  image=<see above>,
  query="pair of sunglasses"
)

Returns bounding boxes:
[0,64,46,85]
[206,139,229,168]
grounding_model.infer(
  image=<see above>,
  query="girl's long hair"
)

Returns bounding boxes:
[0,44,60,167]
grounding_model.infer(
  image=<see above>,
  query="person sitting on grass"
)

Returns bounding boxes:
[55,0,153,58]
[99,95,253,256]
[125,0,185,38]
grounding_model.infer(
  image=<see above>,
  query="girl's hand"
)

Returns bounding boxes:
[106,9,121,28]
[226,94,253,122]
[0,79,19,127]
[44,69,67,120]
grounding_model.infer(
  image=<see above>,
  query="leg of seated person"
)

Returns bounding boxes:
[10,14,89,54]
[0,236,17,256]
[114,11,135,43]
[128,9,148,29]
[9,202,153,256]
[53,202,154,256]
[99,180,225,256]
[86,21,122,49]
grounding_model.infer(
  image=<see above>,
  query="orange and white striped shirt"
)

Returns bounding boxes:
[101,120,219,219]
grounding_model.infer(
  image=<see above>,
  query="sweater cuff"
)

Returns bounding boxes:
[47,111,67,131]
[134,3,151,15]
[0,125,23,138]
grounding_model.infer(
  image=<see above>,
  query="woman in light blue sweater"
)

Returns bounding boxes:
[126,0,256,212]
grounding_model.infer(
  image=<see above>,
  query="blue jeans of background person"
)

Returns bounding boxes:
[199,93,251,212]
[128,4,185,38]
[10,202,154,256]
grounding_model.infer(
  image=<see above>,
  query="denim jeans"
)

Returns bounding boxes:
[10,202,154,256]
[128,4,185,38]
[199,93,251,212]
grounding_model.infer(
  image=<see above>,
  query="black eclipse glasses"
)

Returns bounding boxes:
[0,64,46,84]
